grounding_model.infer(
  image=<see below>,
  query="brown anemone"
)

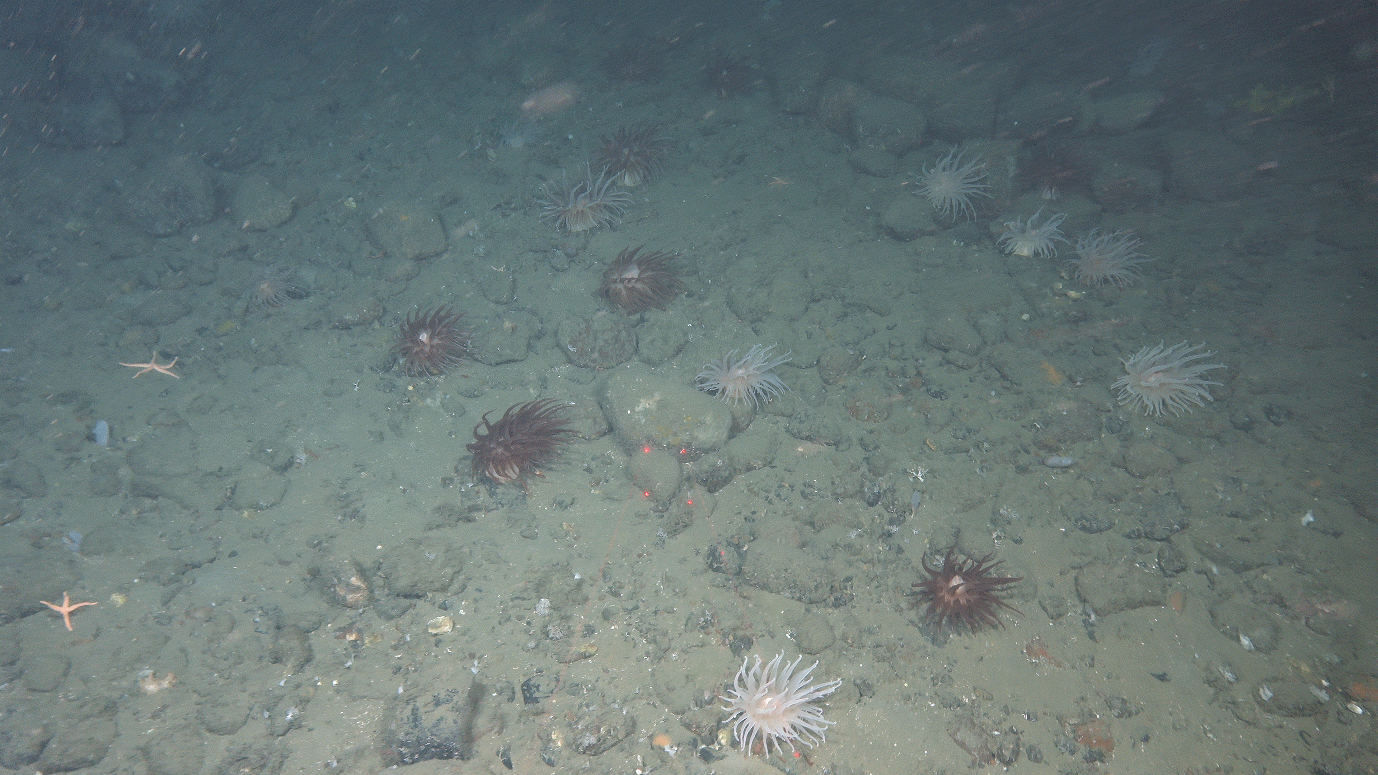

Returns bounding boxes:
[911,547,1022,634]
[391,306,469,377]
[592,122,672,187]
[599,246,685,314]
[466,398,577,488]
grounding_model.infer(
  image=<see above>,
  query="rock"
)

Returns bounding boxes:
[814,79,867,139]
[124,155,217,237]
[0,711,50,768]
[1157,542,1189,575]
[848,145,899,178]
[925,313,983,355]
[558,315,636,369]
[1089,90,1164,134]
[330,297,383,330]
[64,31,194,113]
[1164,131,1253,201]
[1123,498,1189,540]
[0,555,76,627]
[569,709,635,755]
[127,426,199,478]
[26,96,125,147]
[268,625,313,676]
[477,266,516,304]
[0,496,20,526]
[1091,157,1164,212]
[853,94,927,156]
[629,449,682,507]
[35,717,116,772]
[19,650,69,692]
[227,468,288,511]
[1209,599,1280,653]
[199,694,251,735]
[742,535,840,605]
[880,193,936,240]
[787,611,836,654]
[725,269,812,323]
[1073,563,1166,614]
[635,312,689,367]
[376,538,464,598]
[469,313,534,365]
[775,44,827,115]
[132,295,192,327]
[381,680,484,764]
[998,82,1083,139]
[143,723,204,775]
[1123,442,1176,478]
[1,460,47,498]
[1255,678,1326,717]
[600,367,732,453]
[231,175,295,230]
[367,201,447,260]
[213,743,286,775]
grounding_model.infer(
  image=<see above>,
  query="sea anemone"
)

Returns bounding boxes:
[997,208,1067,258]
[720,653,842,757]
[246,267,304,309]
[599,245,685,314]
[1069,229,1149,287]
[538,166,634,233]
[918,147,991,221]
[390,306,469,377]
[911,547,1021,635]
[696,344,791,408]
[466,398,578,488]
[1112,341,1225,416]
[592,122,672,187]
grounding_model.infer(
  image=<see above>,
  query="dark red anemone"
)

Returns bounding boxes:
[465,398,577,489]
[911,547,1022,634]
[391,306,469,377]
[599,246,685,315]
[592,122,672,188]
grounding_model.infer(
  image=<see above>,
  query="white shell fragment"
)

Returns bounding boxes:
[1309,685,1331,702]
[1301,510,1316,526]
[1347,702,1365,715]
[1258,685,1273,701]
[1239,633,1255,651]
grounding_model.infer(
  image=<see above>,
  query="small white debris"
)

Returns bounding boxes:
[1239,633,1255,651]
[1347,702,1365,715]
[1301,510,1316,527]
[1258,685,1273,701]
[1309,685,1331,702]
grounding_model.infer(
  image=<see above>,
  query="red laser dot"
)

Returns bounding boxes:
[686,499,694,506]
[642,491,651,498]
[641,445,651,454]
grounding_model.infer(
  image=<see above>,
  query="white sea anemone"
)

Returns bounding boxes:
[721,653,842,756]
[1070,229,1149,287]
[695,344,790,408]
[1112,341,1225,416]
[538,166,633,234]
[998,208,1067,258]
[918,147,991,221]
